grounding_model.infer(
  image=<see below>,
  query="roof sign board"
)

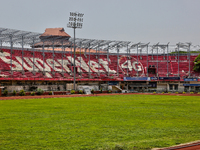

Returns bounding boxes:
[108,81,119,85]
[183,84,200,86]
[124,77,150,81]
[150,77,158,80]
[184,78,198,81]
[159,77,180,80]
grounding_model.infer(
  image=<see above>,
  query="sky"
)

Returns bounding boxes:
[0,0,200,45]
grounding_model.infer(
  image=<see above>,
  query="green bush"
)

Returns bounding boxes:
[168,92,171,94]
[170,51,199,54]
[190,92,194,94]
[30,92,35,96]
[198,92,200,94]
[193,54,200,72]
[3,90,8,96]
[70,90,75,94]
[79,90,83,94]
[36,88,44,95]
[100,88,102,93]
[175,92,179,94]
[162,92,165,94]
[183,92,186,94]
[12,90,17,96]
[19,90,26,96]
[108,90,112,93]
[153,92,156,94]
[49,91,53,95]
[91,89,94,94]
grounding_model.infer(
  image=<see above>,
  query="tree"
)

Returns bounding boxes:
[193,54,200,72]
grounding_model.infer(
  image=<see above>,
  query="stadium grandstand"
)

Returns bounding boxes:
[0,27,200,94]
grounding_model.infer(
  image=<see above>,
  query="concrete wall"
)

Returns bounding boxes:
[157,84,167,92]
[5,84,66,92]
[6,86,24,92]
[5,81,200,93]
[77,85,99,91]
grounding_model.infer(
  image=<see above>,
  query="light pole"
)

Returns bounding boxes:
[67,12,84,90]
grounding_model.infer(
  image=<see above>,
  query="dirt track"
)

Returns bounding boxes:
[0,93,199,100]
[153,141,200,150]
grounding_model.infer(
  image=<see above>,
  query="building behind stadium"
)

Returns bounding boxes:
[0,27,200,94]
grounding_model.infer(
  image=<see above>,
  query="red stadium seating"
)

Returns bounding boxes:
[0,48,199,81]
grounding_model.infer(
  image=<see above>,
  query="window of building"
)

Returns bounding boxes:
[174,84,178,91]
[190,86,195,91]
[169,84,173,90]
[184,86,189,92]
[195,87,200,92]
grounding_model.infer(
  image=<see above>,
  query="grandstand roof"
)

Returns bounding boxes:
[0,27,197,54]
[0,27,133,51]
[0,27,41,45]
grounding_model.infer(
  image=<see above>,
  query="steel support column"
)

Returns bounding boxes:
[178,45,180,76]
[10,35,13,75]
[32,38,35,74]
[188,44,191,77]
[107,44,109,76]
[98,43,100,75]
[89,45,91,78]
[62,40,64,73]
[127,44,129,76]
[0,40,2,51]
[21,36,24,73]
[70,46,73,74]
[137,45,138,77]
[52,38,55,73]
[129,48,133,73]
[42,41,45,73]
[167,44,169,77]
[79,42,82,77]
[157,46,158,77]
[117,45,119,76]
[147,45,148,77]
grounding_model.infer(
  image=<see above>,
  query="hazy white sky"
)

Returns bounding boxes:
[0,0,200,45]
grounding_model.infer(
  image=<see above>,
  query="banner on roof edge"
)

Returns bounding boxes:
[184,78,198,81]
[150,77,158,80]
[183,84,200,86]
[108,81,119,85]
[159,77,180,80]
[123,77,150,81]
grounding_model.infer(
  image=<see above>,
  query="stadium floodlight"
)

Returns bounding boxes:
[67,12,84,90]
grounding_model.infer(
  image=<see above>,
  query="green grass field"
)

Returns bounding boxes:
[0,95,200,150]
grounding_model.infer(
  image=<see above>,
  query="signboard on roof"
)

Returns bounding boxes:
[124,77,150,81]
[108,81,119,85]
[150,77,158,80]
[184,78,198,81]
[183,84,200,86]
[159,77,180,80]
